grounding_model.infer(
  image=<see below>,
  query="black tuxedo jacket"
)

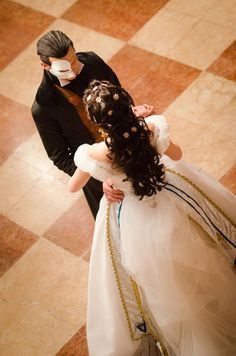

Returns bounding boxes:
[31,52,120,217]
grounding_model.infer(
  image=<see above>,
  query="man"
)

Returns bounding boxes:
[32,30,153,217]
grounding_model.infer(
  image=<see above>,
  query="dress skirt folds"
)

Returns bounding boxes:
[74,116,236,356]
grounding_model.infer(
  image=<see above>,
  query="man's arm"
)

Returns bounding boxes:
[31,101,77,176]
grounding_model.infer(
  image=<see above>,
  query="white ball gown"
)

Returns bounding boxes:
[74,115,236,356]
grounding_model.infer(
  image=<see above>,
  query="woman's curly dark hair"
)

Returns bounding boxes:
[83,80,166,199]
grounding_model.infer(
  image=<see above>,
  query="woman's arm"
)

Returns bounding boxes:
[68,168,91,193]
[164,140,182,160]
[147,121,182,161]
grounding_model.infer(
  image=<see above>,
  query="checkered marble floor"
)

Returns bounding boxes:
[0,1,235,355]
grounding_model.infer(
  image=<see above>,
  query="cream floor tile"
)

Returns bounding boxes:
[0,18,124,108]
[164,112,236,178]
[0,238,87,310]
[165,0,218,17]
[0,238,87,353]
[76,30,125,62]
[47,19,125,62]
[12,133,53,173]
[0,156,42,214]
[209,95,236,141]
[166,0,236,31]
[0,216,88,335]
[0,304,75,356]
[6,174,81,236]
[130,6,199,58]
[13,0,77,17]
[39,258,88,329]
[165,72,236,124]
[47,165,70,185]
[167,19,236,70]
[186,127,236,179]
[164,113,207,157]
[204,0,236,31]
[0,41,44,108]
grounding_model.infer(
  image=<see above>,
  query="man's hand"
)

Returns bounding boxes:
[103,179,124,203]
[132,104,155,118]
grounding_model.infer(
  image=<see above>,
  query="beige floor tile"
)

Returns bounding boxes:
[47,19,124,62]
[0,18,124,108]
[166,0,236,31]
[164,112,236,179]
[13,0,77,17]
[165,72,236,124]
[76,30,124,62]
[167,19,236,70]
[187,126,236,179]
[7,174,80,236]
[0,156,42,214]
[165,0,219,17]
[56,325,88,356]
[0,238,87,309]
[0,238,87,354]
[204,0,236,31]
[167,114,235,176]
[39,258,88,329]
[130,7,198,58]
[12,133,53,173]
[0,293,32,336]
[0,41,44,108]
[47,165,70,185]
[0,304,75,356]
[209,95,236,141]
[164,113,207,157]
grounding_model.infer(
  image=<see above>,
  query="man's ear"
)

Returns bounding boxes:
[40,62,50,70]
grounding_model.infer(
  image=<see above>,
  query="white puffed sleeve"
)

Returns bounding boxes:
[74,144,96,174]
[145,115,170,154]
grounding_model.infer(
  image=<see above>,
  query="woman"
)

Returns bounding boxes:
[69,80,236,356]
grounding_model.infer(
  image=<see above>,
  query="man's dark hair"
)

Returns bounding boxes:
[37,30,74,65]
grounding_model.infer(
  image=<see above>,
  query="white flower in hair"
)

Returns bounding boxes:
[113,93,119,100]
[86,94,91,102]
[123,132,129,139]
[92,86,98,91]
[107,110,113,116]
[131,126,137,132]
[95,97,102,103]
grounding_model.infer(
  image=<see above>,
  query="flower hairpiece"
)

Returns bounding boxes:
[86,94,91,102]
[95,97,102,103]
[92,86,98,91]
[107,110,113,116]
[113,93,119,100]
[131,126,137,132]
[123,132,129,139]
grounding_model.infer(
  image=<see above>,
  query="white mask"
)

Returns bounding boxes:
[49,60,76,80]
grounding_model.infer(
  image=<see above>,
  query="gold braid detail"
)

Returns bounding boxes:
[131,279,169,356]
[105,204,145,341]
[106,204,170,353]
[166,168,236,227]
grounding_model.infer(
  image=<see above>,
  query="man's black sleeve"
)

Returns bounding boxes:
[31,101,77,176]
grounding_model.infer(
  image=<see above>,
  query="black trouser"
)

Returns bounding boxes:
[83,177,103,219]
